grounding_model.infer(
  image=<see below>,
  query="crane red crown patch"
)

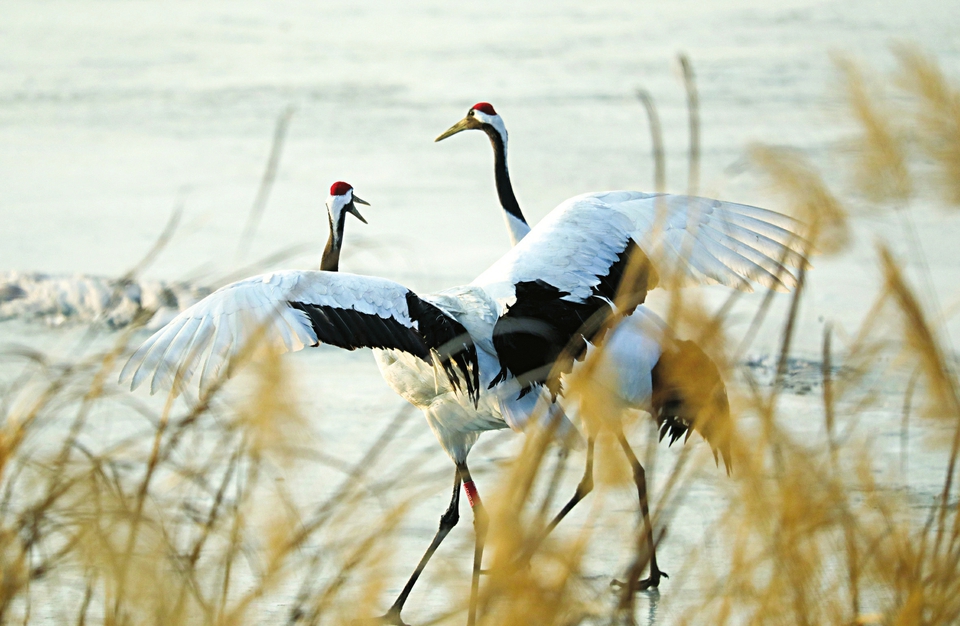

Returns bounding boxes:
[472,102,497,115]
[329,181,353,196]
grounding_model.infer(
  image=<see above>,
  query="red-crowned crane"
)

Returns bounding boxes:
[436,102,804,592]
[121,174,804,624]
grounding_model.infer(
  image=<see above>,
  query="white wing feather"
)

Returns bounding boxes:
[119,270,419,394]
[473,191,806,301]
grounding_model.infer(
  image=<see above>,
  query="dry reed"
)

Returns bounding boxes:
[0,47,958,626]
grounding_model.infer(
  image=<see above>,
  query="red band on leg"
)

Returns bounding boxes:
[463,480,480,508]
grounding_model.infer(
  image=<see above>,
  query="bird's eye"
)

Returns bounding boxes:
[468,110,475,116]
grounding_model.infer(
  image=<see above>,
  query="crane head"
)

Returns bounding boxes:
[327,181,369,224]
[435,102,507,144]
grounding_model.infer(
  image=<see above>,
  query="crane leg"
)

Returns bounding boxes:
[614,432,668,601]
[545,436,595,534]
[379,471,462,626]
[457,462,487,626]
[499,437,594,570]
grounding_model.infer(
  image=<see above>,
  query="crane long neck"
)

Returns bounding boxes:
[321,212,344,272]
[485,127,531,246]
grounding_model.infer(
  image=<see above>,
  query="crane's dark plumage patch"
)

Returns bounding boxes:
[591,241,658,311]
[287,292,479,406]
[405,292,480,406]
[650,339,732,473]
[489,241,661,400]
[484,126,524,223]
[288,300,425,355]
[490,280,610,399]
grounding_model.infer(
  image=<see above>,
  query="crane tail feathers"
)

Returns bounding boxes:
[651,339,733,473]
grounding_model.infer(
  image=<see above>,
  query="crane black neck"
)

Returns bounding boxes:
[321,210,346,272]
[484,125,526,226]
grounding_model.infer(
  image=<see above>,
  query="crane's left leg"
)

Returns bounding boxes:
[457,462,487,626]
[616,432,668,595]
[380,470,462,625]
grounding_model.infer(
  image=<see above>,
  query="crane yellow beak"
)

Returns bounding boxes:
[435,116,483,142]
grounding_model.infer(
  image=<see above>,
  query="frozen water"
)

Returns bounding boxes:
[0,270,210,327]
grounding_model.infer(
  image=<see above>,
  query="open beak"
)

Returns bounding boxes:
[435,116,482,142]
[348,196,369,223]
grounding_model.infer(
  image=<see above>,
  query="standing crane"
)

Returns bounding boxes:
[436,102,804,591]
[121,175,804,624]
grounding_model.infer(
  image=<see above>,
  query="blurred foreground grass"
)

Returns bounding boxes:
[1,48,960,625]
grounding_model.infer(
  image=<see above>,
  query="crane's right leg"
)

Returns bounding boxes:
[614,431,667,600]
[457,461,487,626]
[380,471,462,626]
[509,437,595,567]
[545,436,595,534]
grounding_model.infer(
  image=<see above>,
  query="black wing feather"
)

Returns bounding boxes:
[288,301,428,356]
[491,280,611,399]
[287,294,480,406]
[405,293,480,407]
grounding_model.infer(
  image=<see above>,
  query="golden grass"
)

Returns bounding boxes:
[834,54,912,205]
[0,47,959,626]
[894,47,960,207]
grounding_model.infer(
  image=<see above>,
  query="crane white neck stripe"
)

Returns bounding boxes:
[473,110,507,145]
[503,212,531,246]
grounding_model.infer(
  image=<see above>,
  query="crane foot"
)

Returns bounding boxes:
[372,608,410,626]
[611,568,668,592]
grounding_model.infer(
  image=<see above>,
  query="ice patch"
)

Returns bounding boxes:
[0,271,209,329]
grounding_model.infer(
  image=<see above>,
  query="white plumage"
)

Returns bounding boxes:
[120,271,412,394]
[121,170,805,619]
[121,189,803,442]
[474,190,804,303]
[437,102,805,431]
[435,101,809,595]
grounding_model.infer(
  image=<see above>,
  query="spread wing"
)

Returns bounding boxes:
[119,270,478,402]
[472,191,807,397]
[474,190,807,303]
